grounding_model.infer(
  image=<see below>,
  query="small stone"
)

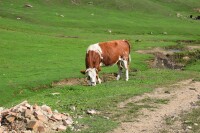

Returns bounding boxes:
[0,107,4,112]
[21,131,32,133]
[1,109,10,116]
[57,125,67,131]
[6,115,16,123]
[51,93,60,96]
[197,94,200,99]
[194,123,198,126]
[27,120,39,131]
[183,56,190,61]
[11,130,17,133]
[41,105,52,114]
[189,88,197,91]
[61,114,68,120]
[0,127,4,132]
[24,103,31,109]
[54,110,58,113]
[34,110,43,116]
[25,109,32,118]
[187,126,192,129]
[51,113,62,121]
[70,106,76,111]
[63,117,73,126]
[37,126,45,132]
[164,91,170,94]
[24,4,33,8]
[33,104,40,110]
[86,109,98,115]
[36,115,48,123]
[163,32,168,35]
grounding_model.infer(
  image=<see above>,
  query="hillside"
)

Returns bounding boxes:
[0,1,200,132]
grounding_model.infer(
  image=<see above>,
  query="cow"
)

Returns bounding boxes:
[80,40,131,86]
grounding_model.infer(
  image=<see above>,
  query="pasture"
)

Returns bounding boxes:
[0,0,200,132]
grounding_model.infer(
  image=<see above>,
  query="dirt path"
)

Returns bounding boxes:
[111,79,200,133]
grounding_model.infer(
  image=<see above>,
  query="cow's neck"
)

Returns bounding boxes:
[86,51,101,71]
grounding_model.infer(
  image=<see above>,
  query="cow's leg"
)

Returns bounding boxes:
[117,62,123,80]
[96,74,102,84]
[96,68,101,84]
[122,59,129,81]
[97,77,102,84]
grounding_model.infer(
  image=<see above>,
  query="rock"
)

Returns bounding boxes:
[183,56,190,61]
[194,123,198,126]
[187,126,192,129]
[24,4,33,8]
[61,114,68,120]
[37,126,45,132]
[33,104,40,110]
[164,91,170,94]
[198,94,200,99]
[16,106,27,113]
[36,115,48,123]
[24,103,31,109]
[25,109,32,118]
[51,92,60,96]
[163,32,168,35]
[21,130,32,133]
[34,110,43,117]
[0,101,73,133]
[60,15,64,17]
[70,106,76,111]
[6,115,16,123]
[189,88,197,91]
[27,120,39,131]
[63,118,73,126]
[51,113,62,121]
[57,125,67,131]
[0,107,4,112]
[41,105,52,114]
[87,109,99,115]
[0,127,4,132]
[1,109,10,116]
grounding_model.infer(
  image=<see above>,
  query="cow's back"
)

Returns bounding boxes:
[99,40,130,66]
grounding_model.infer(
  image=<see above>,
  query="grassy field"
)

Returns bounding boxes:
[0,0,200,132]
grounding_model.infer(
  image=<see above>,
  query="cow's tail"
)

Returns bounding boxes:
[123,40,131,63]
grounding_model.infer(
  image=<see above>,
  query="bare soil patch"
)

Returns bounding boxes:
[111,79,200,133]
[52,73,117,87]
[136,45,200,70]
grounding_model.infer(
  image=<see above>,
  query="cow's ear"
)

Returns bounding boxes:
[80,70,86,75]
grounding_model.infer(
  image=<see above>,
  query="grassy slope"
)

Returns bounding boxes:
[0,0,200,132]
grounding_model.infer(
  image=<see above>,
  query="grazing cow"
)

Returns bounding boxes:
[81,40,131,86]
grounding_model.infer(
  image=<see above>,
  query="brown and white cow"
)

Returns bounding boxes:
[81,40,131,86]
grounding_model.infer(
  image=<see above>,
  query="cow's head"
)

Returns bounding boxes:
[81,68,97,86]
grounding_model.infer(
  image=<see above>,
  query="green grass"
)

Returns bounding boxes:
[0,0,200,132]
[181,102,200,133]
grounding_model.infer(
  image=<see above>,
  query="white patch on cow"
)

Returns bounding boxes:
[100,62,105,66]
[86,68,97,86]
[116,56,129,81]
[87,43,103,59]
